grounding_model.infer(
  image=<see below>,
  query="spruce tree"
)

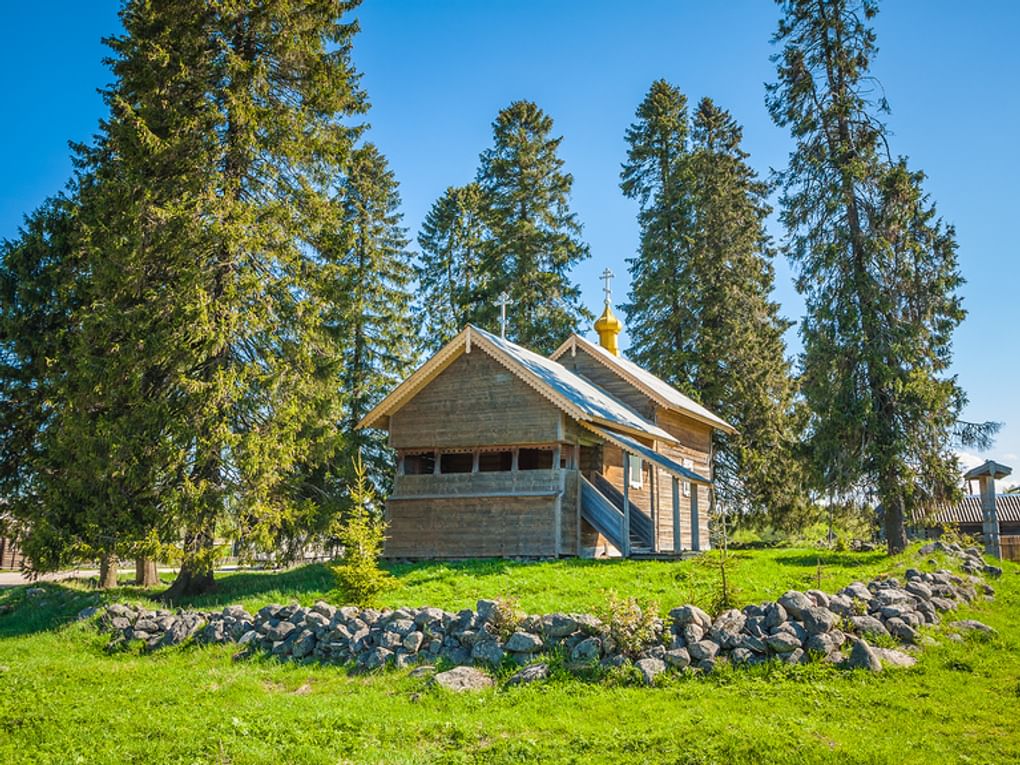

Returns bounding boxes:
[475,101,591,353]
[59,0,370,596]
[332,143,414,491]
[768,0,974,552]
[0,185,182,585]
[415,183,487,353]
[688,98,808,525]
[620,81,697,390]
[621,80,806,526]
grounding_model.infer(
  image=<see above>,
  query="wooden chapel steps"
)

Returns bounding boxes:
[580,474,672,557]
[591,472,654,549]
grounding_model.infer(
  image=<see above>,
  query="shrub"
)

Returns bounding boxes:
[488,596,524,640]
[597,591,658,659]
[330,456,392,607]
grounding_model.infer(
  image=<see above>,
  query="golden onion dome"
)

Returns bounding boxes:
[594,304,622,356]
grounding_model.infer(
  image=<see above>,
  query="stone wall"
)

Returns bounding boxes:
[89,541,1001,687]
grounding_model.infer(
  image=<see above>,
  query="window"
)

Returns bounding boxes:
[478,450,513,472]
[629,456,643,489]
[682,458,694,497]
[403,452,436,475]
[518,448,554,470]
[440,452,473,474]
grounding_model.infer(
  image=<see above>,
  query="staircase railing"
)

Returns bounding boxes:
[591,472,653,548]
[580,475,626,553]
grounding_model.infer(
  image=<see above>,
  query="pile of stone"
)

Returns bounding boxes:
[92,540,1000,686]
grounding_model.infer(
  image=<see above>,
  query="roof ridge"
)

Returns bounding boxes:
[361,324,678,444]
[551,333,735,434]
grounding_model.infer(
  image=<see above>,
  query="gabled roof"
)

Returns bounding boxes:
[551,334,736,434]
[357,325,678,444]
[963,460,1013,481]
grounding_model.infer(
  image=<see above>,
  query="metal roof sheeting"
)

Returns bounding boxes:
[562,335,735,433]
[923,494,1020,525]
[471,326,677,443]
[583,423,711,485]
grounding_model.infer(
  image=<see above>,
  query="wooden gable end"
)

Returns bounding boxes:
[388,349,563,450]
[556,348,657,421]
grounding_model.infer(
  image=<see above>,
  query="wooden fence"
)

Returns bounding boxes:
[1001,535,1020,563]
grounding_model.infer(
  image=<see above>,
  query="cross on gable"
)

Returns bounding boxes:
[495,291,513,339]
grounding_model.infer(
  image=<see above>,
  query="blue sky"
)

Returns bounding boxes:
[2,1,1018,486]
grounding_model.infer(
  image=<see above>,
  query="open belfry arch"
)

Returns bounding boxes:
[358,276,734,559]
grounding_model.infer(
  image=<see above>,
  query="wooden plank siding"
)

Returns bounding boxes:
[560,468,579,556]
[1000,535,1020,563]
[382,351,579,558]
[378,334,718,558]
[654,407,713,551]
[600,443,656,534]
[384,496,558,558]
[388,351,561,450]
[393,469,560,498]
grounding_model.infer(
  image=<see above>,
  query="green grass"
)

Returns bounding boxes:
[1,546,1018,764]
[113,546,896,616]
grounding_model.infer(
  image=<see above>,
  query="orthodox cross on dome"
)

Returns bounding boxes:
[600,268,614,306]
[495,291,513,339]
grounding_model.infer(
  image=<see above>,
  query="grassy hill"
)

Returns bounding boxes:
[0,546,1017,764]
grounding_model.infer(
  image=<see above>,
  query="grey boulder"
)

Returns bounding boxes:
[433,666,494,692]
[635,657,666,685]
[846,639,882,672]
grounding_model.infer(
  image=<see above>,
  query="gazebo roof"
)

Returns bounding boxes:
[963,460,1013,481]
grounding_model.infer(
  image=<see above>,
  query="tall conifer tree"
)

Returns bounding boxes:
[620,81,697,382]
[768,0,976,551]
[475,101,591,352]
[689,98,807,524]
[415,183,486,353]
[621,81,806,525]
[52,0,370,596]
[332,143,414,489]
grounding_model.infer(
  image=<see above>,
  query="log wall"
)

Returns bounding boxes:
[384,495,559,558]
[388,351,561,450]
[557,350,656,420]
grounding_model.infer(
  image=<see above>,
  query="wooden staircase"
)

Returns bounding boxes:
[580,474,655,556]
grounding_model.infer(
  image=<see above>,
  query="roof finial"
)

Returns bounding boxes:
[496,291,513,340]
[600,268,614,306]
[594,267,623,356]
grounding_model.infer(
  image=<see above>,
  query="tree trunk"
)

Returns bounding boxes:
[98,553,119,589]
[161,526,216,601]
[162,563,215,602]
[135,557,159,587]
[884,493,908,555]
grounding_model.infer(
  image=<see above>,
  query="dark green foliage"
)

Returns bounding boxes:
[324,143,414,502]
[415,183,487,353]
[416,101,591,354]
[767,0,972,552]
[476,101,592,353]
[621,80,807,527]
[0,0,377,594]
[105,0,372,597]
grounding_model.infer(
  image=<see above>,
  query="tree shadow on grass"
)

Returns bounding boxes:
[0,581,104,639]
[768,550,887,570]
[170,564,335,610]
